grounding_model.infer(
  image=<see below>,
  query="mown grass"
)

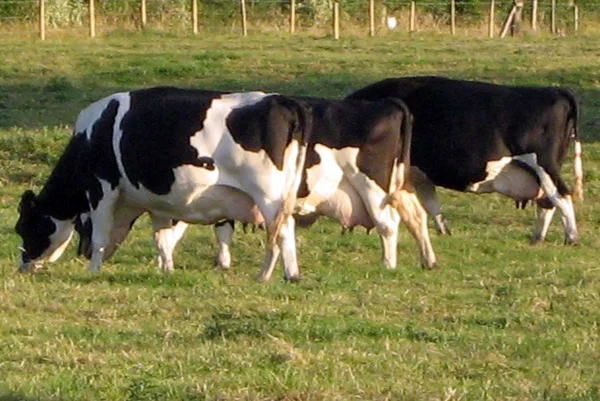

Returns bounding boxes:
[1,31,600,401]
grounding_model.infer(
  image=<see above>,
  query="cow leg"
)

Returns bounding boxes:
[513,154,578,244]
[214,220,234,269]
[255,200,299,282]
[151,216,188,272]
[411,167,451,235]
[531,204,556,244]
[88,181,119,273]
[390,186,438,269]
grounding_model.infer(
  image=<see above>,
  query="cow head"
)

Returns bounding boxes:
[14,190,74,272]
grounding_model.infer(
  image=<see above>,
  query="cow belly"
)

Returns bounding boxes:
[315,178,375,229]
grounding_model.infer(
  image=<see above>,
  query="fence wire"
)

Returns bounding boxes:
[0,0,595,37]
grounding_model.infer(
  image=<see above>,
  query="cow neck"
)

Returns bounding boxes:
[36,134,90,221]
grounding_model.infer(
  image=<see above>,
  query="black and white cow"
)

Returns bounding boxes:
[347,76,582,244]
[15,88,312,281]
[75,96,438,273]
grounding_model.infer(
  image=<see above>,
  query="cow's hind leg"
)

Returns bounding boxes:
[411,167,451,235]
[255,201,298,282]
[513,154,578,244]
[390,186,438,269]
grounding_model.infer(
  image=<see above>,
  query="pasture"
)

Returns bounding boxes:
[1,31,600,401]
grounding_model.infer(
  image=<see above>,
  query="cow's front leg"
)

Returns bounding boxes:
[214,220,234,269]
[87,182,119,273]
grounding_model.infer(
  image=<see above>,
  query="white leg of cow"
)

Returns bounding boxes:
[531,206,556,244]
[214,221,234,269]
[88,182,119,273]
[513,154,578,244]
[277,215,300,281]
[411,167,450,235]
[391,187,438,269]
[151,216,180,273]
[255,200,299,282]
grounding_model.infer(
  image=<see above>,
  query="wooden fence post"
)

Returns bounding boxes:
[531,0,537,30]
[369,0,375,36]
[89,0,95,37]
[409,1,415,33]
[141,0,147,28]
[499,4,516,37]
[192,0,198,34]
[240,0,248,36]
[551,0,556,33]
[333,1,340,39]
[39,0,45,40]
[451,0,456,35]
[574,4,579,32]
[488,0,495,37]
[290,0,296,33]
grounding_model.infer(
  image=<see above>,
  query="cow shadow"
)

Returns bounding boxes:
[1,69,600,141]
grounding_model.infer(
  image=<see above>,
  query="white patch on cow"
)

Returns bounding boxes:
[74,93,128,139]
[466,156,514,193]
[296,144,347,214]
[46,218,75,262]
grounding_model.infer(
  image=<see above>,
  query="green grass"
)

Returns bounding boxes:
[1,31,600,401]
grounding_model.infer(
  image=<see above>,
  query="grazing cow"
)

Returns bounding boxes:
[347,76,582,244]
[76,96,438,272]
[15,87,312,282]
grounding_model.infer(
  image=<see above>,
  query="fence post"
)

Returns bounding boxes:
[409,1,415,33]
[240,0,248,36]
[89,0,95,38]
[573,4,579,32]
[290,0,296,33]
[192,0,198,34]
[531,0,537,30]
[141,0,147,28]
[369,0,375,36]
[488,0,495,37]
[39,0,45,40]
[451,0,456,35]
[551,0,556,33]
[333,1,340,39]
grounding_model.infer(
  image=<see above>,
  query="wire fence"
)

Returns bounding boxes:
[0,0,597,38]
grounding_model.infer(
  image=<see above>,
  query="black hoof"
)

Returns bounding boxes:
[285,275,302,283]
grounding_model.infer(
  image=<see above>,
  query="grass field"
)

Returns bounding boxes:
[1,31,600,401]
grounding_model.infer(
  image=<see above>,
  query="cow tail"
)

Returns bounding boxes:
[268,100,312,247]
[562,88,583,201]
[385,98,413,210]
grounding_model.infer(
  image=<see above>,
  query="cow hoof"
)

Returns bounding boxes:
[421,262,439,270]
[564,237,579,246]
[530,236,543,245]
[284,275,302,283]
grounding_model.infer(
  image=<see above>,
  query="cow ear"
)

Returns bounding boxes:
[19,190,37,213]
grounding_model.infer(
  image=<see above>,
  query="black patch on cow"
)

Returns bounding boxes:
[226,95,308,171]
[295,97,407,193]
[119,87,221,195]
[15,191,57,262]
[75,215,93,258]
[347,76,577,195]
[87,99,122,209]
